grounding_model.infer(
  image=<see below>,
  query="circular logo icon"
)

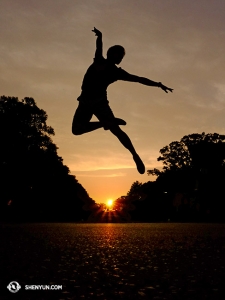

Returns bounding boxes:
[7,281,21,293]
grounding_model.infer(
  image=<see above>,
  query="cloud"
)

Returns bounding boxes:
[69,152,134,172]
[75,170,126,178]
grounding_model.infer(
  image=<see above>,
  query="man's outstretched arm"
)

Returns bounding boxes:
[92,27,103,60]
[121,72,173,93]
[140,77,173,93]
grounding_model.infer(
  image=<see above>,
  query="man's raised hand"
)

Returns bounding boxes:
[159,82,173,93]
[92,27,102,37]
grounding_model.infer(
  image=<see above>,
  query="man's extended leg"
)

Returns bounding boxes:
[110,125,145,174]
[93,101,145,174]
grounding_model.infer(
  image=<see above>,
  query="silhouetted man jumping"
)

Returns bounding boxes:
[72,28,173,174]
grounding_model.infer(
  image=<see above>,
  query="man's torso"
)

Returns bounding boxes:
[78,56,128,103]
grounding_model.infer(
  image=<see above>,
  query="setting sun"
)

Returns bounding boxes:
[107,199,113,207]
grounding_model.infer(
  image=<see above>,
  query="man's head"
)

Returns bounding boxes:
[107,45,125,65]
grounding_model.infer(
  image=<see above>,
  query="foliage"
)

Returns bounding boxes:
[148,132,225,176]
[127,181,144,201]
[128,133,225,222]
[0,96,93,221]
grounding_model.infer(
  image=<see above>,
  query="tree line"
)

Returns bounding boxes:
[0,96,95,222]
[116,133,225,222]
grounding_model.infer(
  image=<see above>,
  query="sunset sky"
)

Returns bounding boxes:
[1,0,225,204]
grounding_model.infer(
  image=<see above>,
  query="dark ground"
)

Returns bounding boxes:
[0,223,225,300]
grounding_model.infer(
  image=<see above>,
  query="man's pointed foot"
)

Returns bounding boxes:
[103,118,126,130]
[115,118,126,126]
[133,154,145,174]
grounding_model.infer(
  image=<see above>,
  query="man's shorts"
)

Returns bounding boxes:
[72,100,116,126]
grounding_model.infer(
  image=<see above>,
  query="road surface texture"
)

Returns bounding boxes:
[1,223,225,299]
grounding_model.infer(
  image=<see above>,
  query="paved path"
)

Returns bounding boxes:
[1,223,225,299]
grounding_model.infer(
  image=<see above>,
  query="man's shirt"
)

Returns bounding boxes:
[78,55,129,103]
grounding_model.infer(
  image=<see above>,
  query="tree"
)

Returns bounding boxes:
[0,96,94,221]
[127,181,145,201]
[147,132,225,222]
[148,132,225,176]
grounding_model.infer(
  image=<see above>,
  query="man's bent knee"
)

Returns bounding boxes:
[72,124,83,135]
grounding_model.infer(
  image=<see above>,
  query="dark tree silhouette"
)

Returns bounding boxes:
[127,181,146,201]
[0,96,94,222]
[148,132,225,175]
[125,133,225,222]
[146,133,225,222]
